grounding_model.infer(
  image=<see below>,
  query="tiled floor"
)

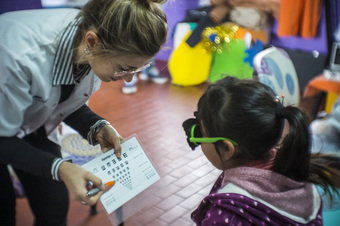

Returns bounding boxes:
[15,70,317,226]
[15,74,222,226]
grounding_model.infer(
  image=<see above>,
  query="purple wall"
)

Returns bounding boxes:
[156,0,199,61]
[0,0,42,14]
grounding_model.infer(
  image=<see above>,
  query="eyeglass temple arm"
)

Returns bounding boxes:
[190,124,238,146]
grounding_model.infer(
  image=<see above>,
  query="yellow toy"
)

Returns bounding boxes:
[169,31,212,86]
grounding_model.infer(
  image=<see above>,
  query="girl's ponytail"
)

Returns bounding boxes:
[273,106,311,181]
[273,105,340,199]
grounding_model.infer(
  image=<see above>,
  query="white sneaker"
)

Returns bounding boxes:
[122,75,138,94]
[139,68,168,84]
[150,76,168,84]
[122,86,137,94]
[139,72,149,81]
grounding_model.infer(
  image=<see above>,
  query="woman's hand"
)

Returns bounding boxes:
[58,161,105,206]
[95,124,124,158]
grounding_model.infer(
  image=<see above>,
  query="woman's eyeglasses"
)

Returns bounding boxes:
[113,62,152,77]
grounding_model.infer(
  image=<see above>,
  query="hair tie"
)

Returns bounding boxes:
[274,95,284,119]
[274,96,286,145]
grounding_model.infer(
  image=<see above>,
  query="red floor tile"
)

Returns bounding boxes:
[16,78,217,226]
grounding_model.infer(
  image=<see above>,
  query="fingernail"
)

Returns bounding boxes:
[117,153,121,159]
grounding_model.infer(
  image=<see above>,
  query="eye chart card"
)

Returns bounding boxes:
[82,135,160,214]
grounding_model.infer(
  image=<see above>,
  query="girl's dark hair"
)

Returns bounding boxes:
[77,0,168,56]
[197,76,340,194]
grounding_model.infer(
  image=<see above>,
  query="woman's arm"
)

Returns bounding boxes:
[63,104,123,157]
[63,104,103,139]
[0,136,56,178]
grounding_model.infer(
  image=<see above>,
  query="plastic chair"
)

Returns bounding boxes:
[253,46,300,106]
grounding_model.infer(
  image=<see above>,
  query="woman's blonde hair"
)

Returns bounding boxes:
[77,0,168,57]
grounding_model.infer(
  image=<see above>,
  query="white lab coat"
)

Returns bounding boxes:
[0,8,101,138]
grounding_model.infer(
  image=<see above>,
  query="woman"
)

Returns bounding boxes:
[0,0,168,225]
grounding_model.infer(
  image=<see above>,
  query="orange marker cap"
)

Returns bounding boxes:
[104,181,115,189]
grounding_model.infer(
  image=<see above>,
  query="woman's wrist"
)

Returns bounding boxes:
[52,158,73,181]
[87,119,110,145]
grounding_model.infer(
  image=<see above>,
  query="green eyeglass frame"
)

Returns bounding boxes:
[189,124,238,146]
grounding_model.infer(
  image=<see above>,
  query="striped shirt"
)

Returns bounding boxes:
[51,18,91,181]
[52,18,91,86]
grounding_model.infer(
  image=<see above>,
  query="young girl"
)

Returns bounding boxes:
[183,76,340,225]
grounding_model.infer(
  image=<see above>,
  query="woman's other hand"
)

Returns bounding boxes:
[96,124,124,158]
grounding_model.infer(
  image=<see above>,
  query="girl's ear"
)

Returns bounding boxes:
[220,140,236,162]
